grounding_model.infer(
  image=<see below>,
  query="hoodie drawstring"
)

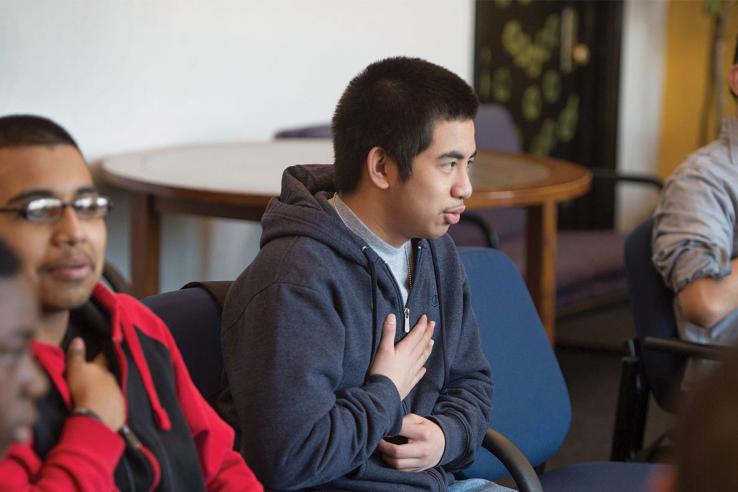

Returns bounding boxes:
[362,246,381,357]
[429,242,449,382]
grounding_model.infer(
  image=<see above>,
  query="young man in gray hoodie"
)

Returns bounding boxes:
[221,57,505,491]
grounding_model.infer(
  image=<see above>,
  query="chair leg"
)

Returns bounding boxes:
[610,339,650,461]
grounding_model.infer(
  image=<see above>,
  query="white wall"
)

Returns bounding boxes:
[615,0,668,231]
[1,1,475,292]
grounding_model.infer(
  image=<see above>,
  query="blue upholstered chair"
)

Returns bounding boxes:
[450,105,664,316]
[102,261,133,294]
[141,281,230,401]
[458,247,663,491]
[610,219,725,461]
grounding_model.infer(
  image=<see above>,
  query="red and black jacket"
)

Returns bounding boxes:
[0,284,262,491]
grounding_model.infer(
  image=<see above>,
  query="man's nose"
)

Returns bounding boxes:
[453,166,473,200]
[52,206,85,245]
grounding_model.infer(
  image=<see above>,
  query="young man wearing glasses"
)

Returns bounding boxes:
[0,115,262,491]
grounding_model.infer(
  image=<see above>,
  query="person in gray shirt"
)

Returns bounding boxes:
[652,36,738,387]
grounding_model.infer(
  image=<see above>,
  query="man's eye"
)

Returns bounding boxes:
[442,162,456,170]
[0,347,25,366]
[25,198,62,219]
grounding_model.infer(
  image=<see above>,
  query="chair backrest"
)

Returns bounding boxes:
[458,247,571,480]
[450,104,526,247]
[274,124,332,139]
[623,218,683,410]
[141,282,230,401]
[474,104,522,154]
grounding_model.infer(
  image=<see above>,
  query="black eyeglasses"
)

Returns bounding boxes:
[0,195,112,224]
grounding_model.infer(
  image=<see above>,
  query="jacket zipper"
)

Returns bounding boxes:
[404,243,424,332]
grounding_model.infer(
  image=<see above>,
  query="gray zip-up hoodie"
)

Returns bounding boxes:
[220,164,493,491]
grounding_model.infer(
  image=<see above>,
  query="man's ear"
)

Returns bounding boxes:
[729,64,738,99]
[366,146,392,190]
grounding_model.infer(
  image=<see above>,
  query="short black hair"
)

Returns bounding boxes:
[676,348,738,491]
[734,33,738,65]
[0,239,20,279]
[332,56,479,193]
[0,114,78,150]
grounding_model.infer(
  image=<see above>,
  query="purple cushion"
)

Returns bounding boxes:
[451,225,627,311]
[475,104,522,153]
[448,208,527,245]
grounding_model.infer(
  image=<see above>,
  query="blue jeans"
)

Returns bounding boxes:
[449,478,516,491]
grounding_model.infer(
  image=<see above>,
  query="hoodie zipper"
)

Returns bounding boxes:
[388,243,423,334]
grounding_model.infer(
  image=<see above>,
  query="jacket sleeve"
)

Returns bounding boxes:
[652,163,736,292]
[428,277,494,471]
[0,415,124,491]
[221,283,404,490]
[153,312,263,492]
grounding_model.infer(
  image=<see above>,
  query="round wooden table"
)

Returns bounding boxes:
[102,141,591,341]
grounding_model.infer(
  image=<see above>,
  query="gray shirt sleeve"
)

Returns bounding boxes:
[652,161,736,292]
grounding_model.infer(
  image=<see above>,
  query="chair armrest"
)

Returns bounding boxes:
[642,336,726,361]
[102,261,133,295]
[591,168,663,190]
[481,428,543,492]
[458,212,501,249]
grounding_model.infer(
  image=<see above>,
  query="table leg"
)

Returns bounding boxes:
[130,193,160,297]
[526,201,557,343]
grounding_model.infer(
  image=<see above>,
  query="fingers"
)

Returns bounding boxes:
[378,439,420,459]
[405,320,435,363]
[398,316,432,352]
[66,337,86,367]
[379,314,397,350]
[406,315,429,341]
[378,439,426,470]
[398,416,431,441]
[382,455,425,471]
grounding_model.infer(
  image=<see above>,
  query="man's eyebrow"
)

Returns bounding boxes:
[6,190,55,204]
[437,150,477,160]
[6,186,98,205]
[76,186,98,195]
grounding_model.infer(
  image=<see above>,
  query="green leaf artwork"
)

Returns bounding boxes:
[542,69,561,103]
[558,94,579,142]
[522,85,542,121]
[492,68,512,102]
[530,118,557,156]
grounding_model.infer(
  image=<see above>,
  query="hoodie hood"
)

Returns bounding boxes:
[260,164,371,267]
[31,284,171,432]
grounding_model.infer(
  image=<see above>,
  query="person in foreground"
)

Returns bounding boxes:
[647,345,738,492]
[0,239,47,457]
[220,57,507,491]
[0,115,262,491]
[652,36,738,387]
